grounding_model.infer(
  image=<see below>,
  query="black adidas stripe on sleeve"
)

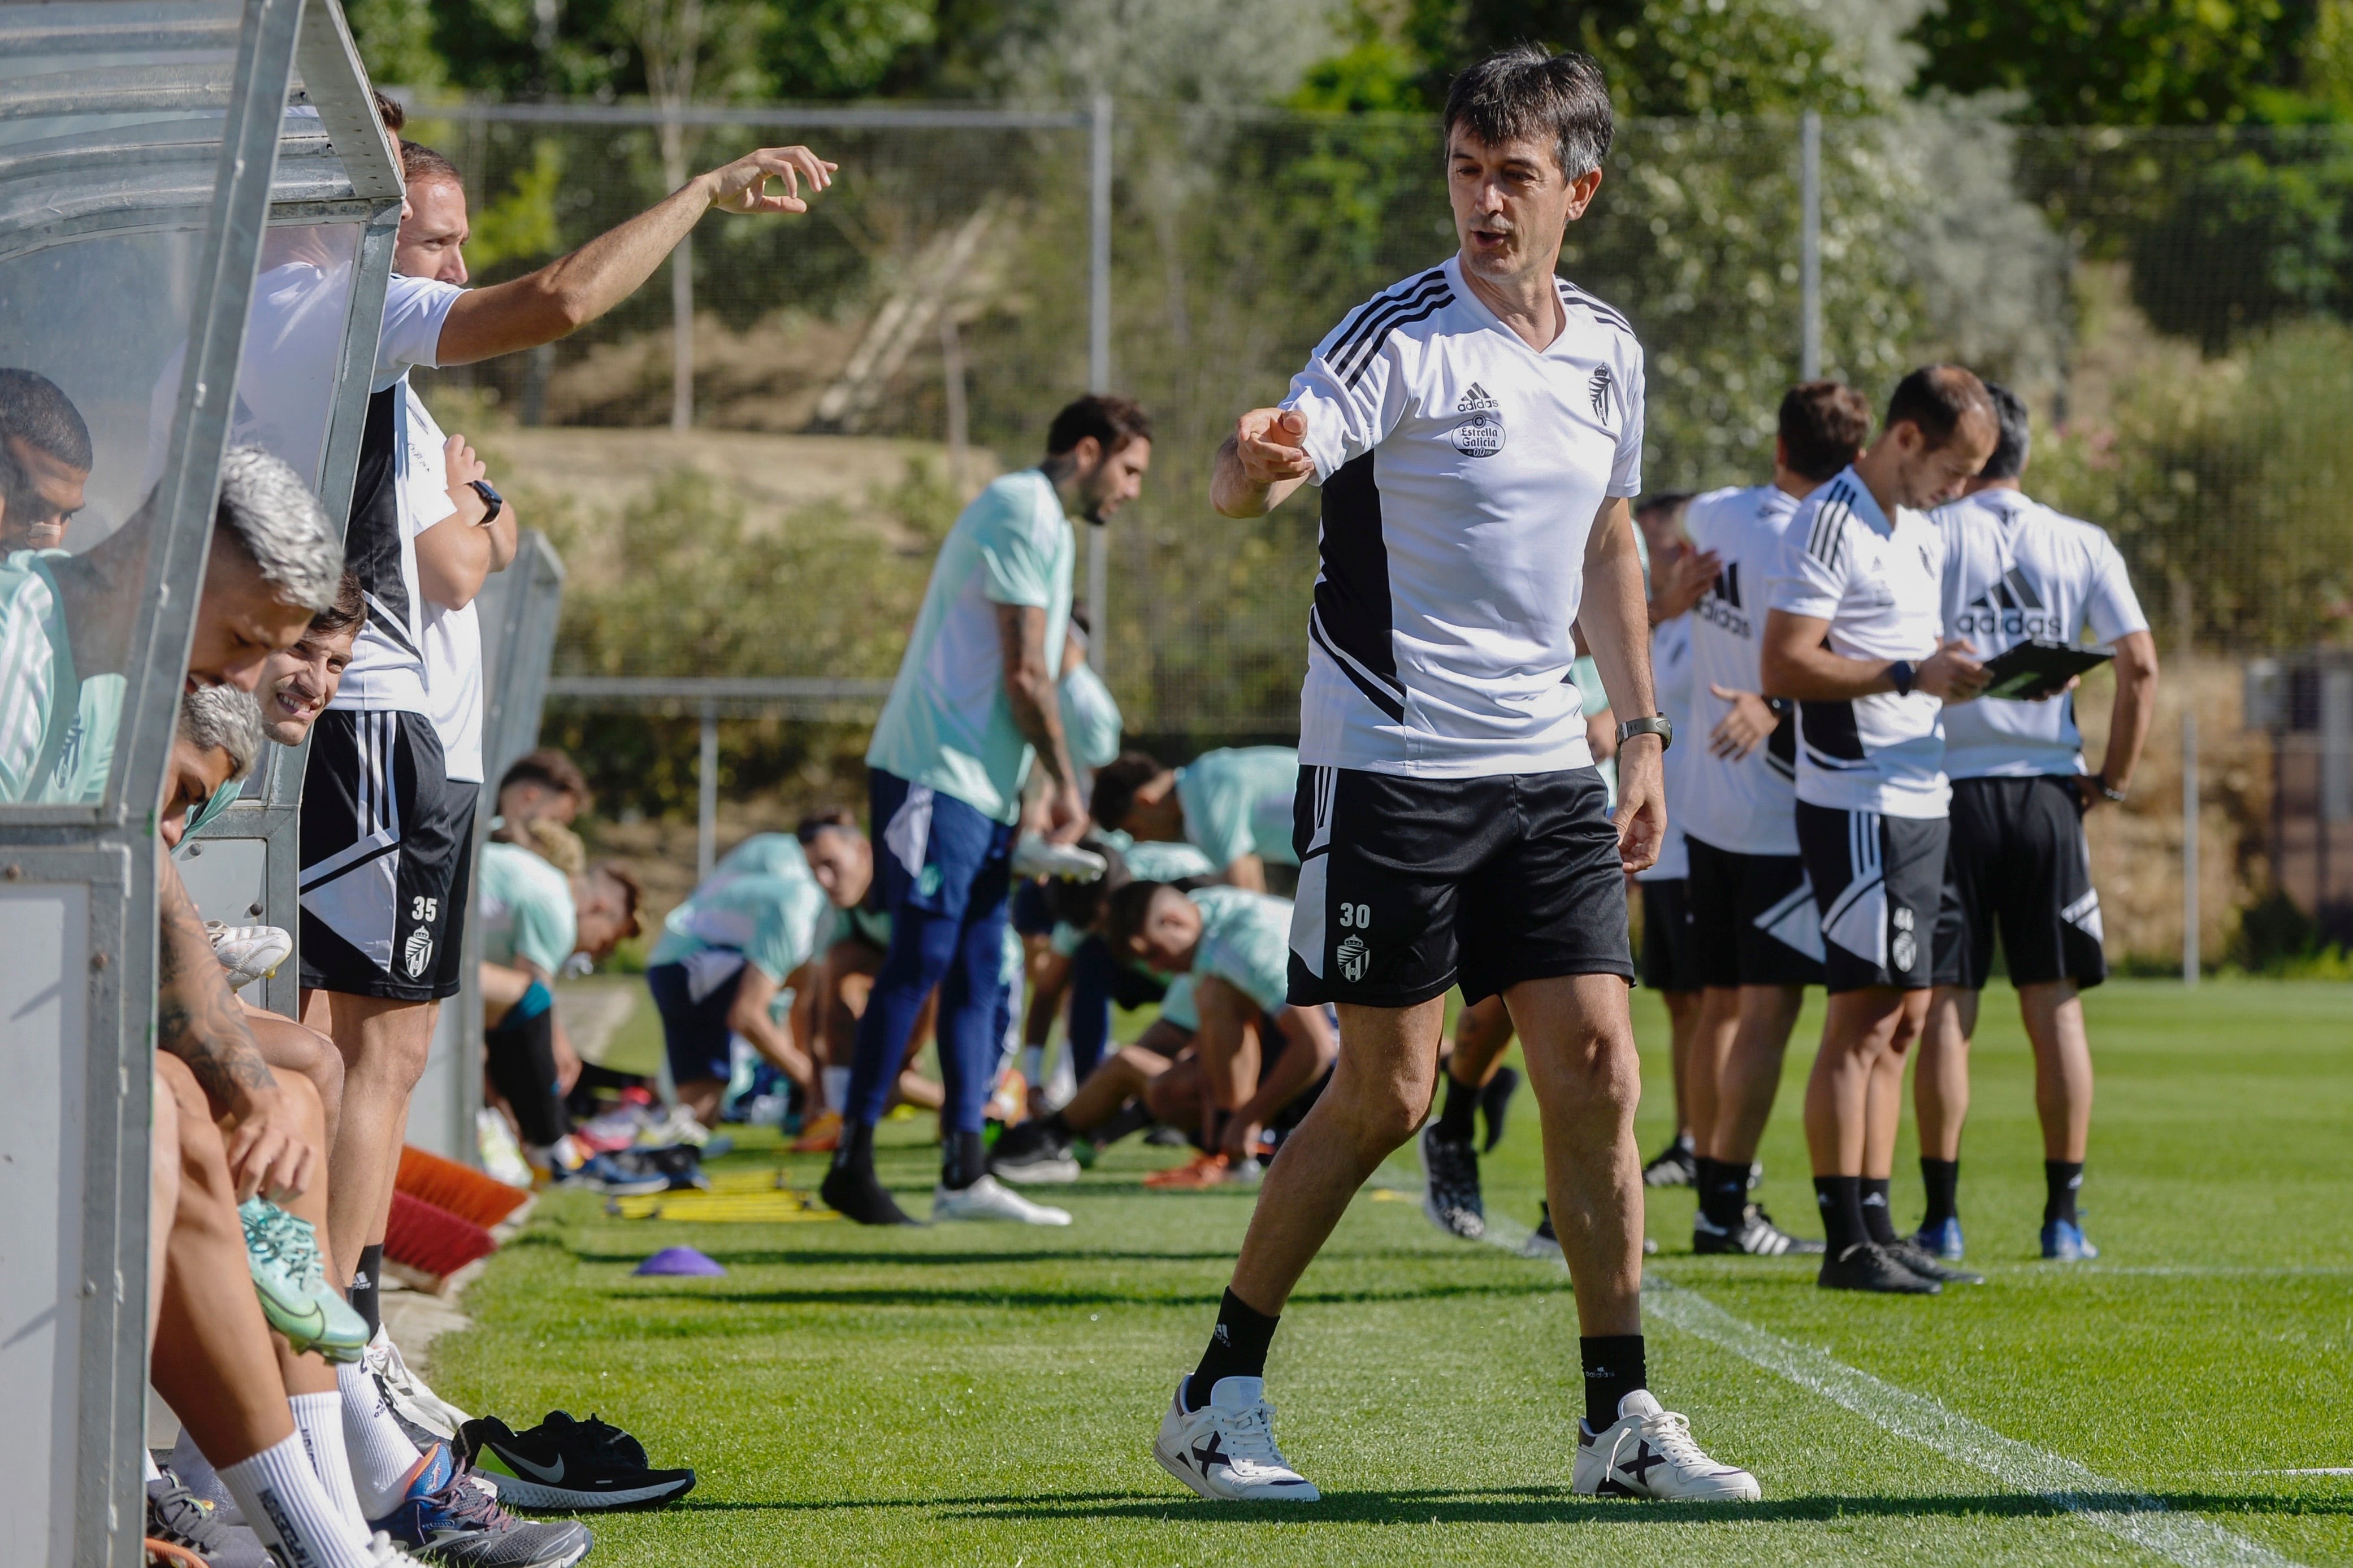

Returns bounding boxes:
[1331,277,1454,387]
[1323,269,1448,371]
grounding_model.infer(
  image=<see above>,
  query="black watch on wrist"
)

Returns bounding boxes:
[1886,659,1916,697]
[1617,715,1672,752]
[468,478,503,525]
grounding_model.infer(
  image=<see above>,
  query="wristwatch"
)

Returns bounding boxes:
[468,478,504,525]
[1886,659,1917,697]
[1617,715,1673,752]
[2092,774,2127,803]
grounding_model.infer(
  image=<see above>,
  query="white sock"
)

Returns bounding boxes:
[337,1360,425,1518]
[292,1390,369,1535]
[169,1426,236,1515]
[218,1432,374,1568]
[821,1066,851,1114]
[143,1447,163,1484]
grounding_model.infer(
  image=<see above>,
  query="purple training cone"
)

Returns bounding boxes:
[635,1245,726,1276]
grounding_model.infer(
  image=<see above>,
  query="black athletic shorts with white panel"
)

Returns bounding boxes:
[299,709,469,1000]
[1289,765,1632,1007]
[1683,835,1824,989]
[1932,776,2106,990]
[1272,258,1649,1007]
[1794,803,1946,993]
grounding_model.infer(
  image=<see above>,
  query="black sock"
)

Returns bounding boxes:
[1185,1288,1280,1410]
[1698,1156,1749,1229]
[1093,1102,1151,1146]
[1043,1109,1073,1139]
[1860,1176,1899,1246]
[1919,1158,1960,1230]
[2045,1160,2084,1225]
[1814,1176,1866,1254]
[831,1118,876,1173]
[1581,1335,1647,1431]
[1435,1072,1480,1141]
[943,1129,987,1190]
[352,1244,383,1339]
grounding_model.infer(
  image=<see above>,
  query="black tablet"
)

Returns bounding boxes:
[1977,639,2114,701]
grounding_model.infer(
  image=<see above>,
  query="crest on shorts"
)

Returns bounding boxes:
[403,926,435,979]
[1337,933,1369,983]
[1890,905,1917,974]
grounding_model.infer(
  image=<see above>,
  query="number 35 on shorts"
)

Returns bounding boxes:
[410,895,439,923]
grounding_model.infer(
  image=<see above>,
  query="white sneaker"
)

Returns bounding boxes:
[361,1529,435,1566]
[1571,1390,1761,1501]
[206,922,292,991]
[475,1109,535,1189]
[1011,836,1108,880]
[1152,1376,1320,1501]
[930,1174,1072,1225]
[365,1325,471,1439]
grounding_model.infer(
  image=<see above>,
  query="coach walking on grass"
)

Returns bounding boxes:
[1153,46,1759,1506]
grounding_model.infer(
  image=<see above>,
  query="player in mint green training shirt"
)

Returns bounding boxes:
[1089,745,1299,890]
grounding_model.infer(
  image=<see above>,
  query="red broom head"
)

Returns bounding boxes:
[383,1190,497,1286]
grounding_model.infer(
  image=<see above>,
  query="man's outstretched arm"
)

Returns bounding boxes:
[436,146,836,366]
[1211,409,1315,518]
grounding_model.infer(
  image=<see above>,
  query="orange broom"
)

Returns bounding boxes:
[397,1144,533,1231]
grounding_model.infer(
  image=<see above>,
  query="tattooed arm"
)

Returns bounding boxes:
[157,859,316,1202]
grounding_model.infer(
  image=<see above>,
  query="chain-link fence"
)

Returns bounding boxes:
[402,96,2353,961]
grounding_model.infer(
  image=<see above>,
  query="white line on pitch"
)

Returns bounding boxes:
[1641,1278,2300,1568]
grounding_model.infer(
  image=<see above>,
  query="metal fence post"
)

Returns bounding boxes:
[2183,705,2200,985]
[1087,92,1113,672]
[1800,109,1821,380]
[697,701,719,883]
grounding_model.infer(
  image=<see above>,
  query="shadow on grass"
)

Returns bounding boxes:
[566,1245,1505,1271]
[668,1485,2351,1526]
[610,1277,1564,1311]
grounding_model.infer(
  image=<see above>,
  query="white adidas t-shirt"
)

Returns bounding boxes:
[1635,613,1691,883]
[1935,488,2147,780]
[1769,467,1950,819]
[1681,483,1804,854]
[1280,255,1646,779]
[406,388,486,783]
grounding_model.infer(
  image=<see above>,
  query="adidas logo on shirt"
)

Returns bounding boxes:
[1955,566,2063,642]
[1452,381,1505,457]
[1696,560,1753,639]
[1457,382,1498,412]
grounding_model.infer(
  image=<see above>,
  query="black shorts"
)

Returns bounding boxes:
[1684,834,1826,989]
[1637,879,1703,993]
[1933,776,2107,991]
[645,959,744,1086]
[1794,801,1948,994]
[1287,765,1632,1009]
[298,710,470,1001]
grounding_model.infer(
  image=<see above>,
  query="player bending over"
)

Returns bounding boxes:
[1154,46,1758,1505]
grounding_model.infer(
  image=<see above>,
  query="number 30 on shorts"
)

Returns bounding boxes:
[410,895,440,923]
[1337,901,1371,929]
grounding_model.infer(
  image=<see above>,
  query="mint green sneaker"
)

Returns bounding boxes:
[239,1200,367,1360]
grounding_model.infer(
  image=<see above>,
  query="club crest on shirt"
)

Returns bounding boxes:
[1452,381,1504,457]
[1588,365,1615,419]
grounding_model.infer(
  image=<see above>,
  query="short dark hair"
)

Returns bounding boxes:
[0,367,94,472]
[1778,381,1872,481]
[400,138,462,190]
[308,568,364,639]
[499,748,588,807]
[372,89,405,134]
[1633,492,1694,526]
[1977,381,2031,480]
[1104,878,1176,955]
[1089,750,1167,832]
[1443,45,1614,180]
[795,807,859,844]
[1043,836,1130,931]
[592,861,644,940]
[1045,395,1151,459]
[1883,364,1994,452]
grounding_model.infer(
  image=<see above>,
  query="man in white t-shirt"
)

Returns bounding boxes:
[1165,48,1756,1508]
[1679,382,1870,1261]
[1761,366,1996,1296]
[1916,382,2159,1265]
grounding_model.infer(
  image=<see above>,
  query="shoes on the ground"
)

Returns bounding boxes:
[1477,1065,1520,1153]
[550,1152,669,1198]
[1011,836,1109,880]
[1572,1390,1761,1501]
[461,1411,695,1512]
[819,1159,916,1226]
[239,1198,369,1361]
[206,922,293,992]
[931,1173,1071,1224]
[2041,1218,2100,1261]
[790,1109,843,1154]
[614,1144,708,1192]
[1887,1236,1984,1284]
[1419,1122,1486,1241]
[1152,1376,1320,1501]
[1818,1241,1942,1294]
[1521,1201,1561,1258]
[631,1107,711,1150]
[369,1444,593,1567]
[1692,1204,1824,1257]
[369,1326,473,1441]
[1641,1134,1697,1188]
[1144,1151,1236,1190]
[989,1119,1080,1184]
[476,1110,535,1190]
[1913,1217,1966,1261]
[147,1476,271,1568]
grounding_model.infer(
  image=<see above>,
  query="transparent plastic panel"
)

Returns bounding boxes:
[0,0,242,149]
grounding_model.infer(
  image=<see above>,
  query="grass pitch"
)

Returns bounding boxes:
[436,980,2353,1565]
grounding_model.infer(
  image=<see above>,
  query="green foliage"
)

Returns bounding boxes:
[343,0,447,87]
[2128,145,2353,350]
[2225,889,2353,974]
[1909,0,2317,125]
[463,139,568,270]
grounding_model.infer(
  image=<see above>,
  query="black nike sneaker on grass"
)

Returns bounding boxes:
[988,1119,1080,1184]
[1478,1066,1520,1153]
[1418,1123,1485,1240]
[462,1412,696,1512]
[1819,1242,1941,1294]
[819,1159,916,1226]
[1887,1237,1984,1285]
[1641,1133,1697,1188]
[1692,1203,1825,1257]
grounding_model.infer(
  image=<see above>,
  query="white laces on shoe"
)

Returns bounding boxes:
[1214,1399,1289,1466]
[1631,1406,1710,1468]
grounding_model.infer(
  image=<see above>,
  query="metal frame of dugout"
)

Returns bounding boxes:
[0,0,399,1561]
